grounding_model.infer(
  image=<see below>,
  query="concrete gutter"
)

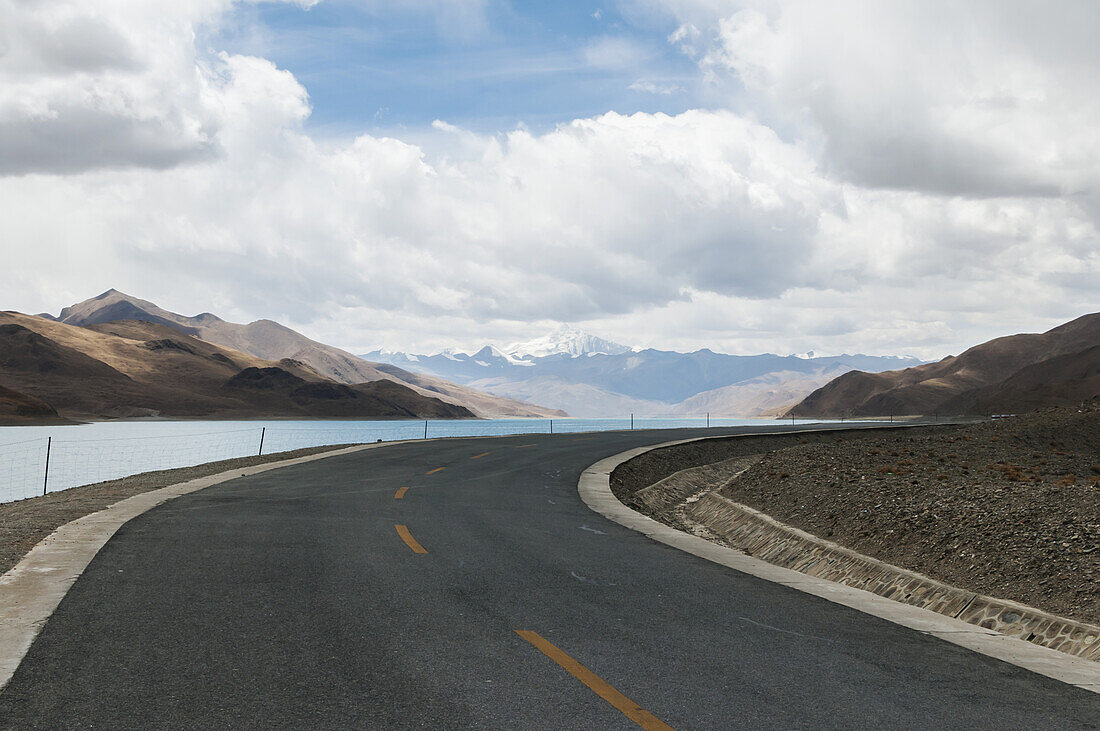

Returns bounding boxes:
[578,436,1100,694]
[0,442,385,691]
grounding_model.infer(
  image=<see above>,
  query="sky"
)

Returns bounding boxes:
[1,0,1097,359]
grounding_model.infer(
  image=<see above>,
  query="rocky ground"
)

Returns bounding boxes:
[0,444,354,577]
[614,406,1099,625]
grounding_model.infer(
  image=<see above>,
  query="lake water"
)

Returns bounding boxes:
[0,416,814,503]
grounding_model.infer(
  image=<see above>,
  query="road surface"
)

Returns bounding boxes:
[1,425,1097,728]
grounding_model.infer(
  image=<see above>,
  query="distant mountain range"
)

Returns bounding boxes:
[789,313,1100,417]
[363,327,924,417]
[40,290,562,419]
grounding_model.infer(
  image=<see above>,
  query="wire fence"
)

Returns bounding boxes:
[0,414,847,504]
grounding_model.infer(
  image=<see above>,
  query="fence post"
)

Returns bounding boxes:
[424,420,428,439]
[258,427,266,456]
[706,412,710,428]
[42,437,52,496]
[549,419,553,434]
[630,413,633,430]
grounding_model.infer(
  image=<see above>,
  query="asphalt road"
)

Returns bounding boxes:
[1,425,1097,729]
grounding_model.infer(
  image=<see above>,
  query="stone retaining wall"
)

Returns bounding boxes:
[629,455,762,516]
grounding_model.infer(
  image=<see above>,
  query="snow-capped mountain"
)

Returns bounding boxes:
[506,325,631,359]
[361,327,925,417]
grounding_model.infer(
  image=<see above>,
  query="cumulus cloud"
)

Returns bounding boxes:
[0,0,313,175]
[671,1,1100,202]
[0,0,1096,360]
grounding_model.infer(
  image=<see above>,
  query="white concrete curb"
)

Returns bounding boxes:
[0,441,388,691]
[578,436,1100,694]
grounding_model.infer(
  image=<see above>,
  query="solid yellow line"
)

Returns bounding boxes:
[425,467,446,475]
[394,487,408,499]
[395,524,428,554]
[470,451,491,460]
[514,631,674,731]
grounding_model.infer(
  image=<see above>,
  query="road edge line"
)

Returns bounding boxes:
[0,441,390,691]
[577,434,1100,694]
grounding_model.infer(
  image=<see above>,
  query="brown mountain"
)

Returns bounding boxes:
[788,313,1100,417]
[0,313,472,421]
[56,290,562,417]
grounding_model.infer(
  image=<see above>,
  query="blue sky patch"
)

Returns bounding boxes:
[213,0,703,136]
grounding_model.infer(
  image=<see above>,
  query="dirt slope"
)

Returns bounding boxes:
[725,406,1100,623]
[0,384,63,424]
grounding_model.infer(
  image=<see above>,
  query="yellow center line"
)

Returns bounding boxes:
[395,525,428,554]
[514,631,675,731]
[470,451,491,460]
[394,486,409,499]
[425,467,446,475]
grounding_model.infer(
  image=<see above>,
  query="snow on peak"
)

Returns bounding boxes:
[440,347,469,361]
[506,325,630,358]
[792,350,816,360]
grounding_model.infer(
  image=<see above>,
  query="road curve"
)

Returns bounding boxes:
[0,426,1097,729]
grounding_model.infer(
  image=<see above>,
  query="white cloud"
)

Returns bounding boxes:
[583,36,651,69]
[628,79,681,94]
[0,0,1096,361]
[685,1,1100,203]
[0,0,316,174]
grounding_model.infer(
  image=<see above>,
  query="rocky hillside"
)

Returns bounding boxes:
[789,313,1100,417]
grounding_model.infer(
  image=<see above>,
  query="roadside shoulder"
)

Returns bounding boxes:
[0,442,384,690]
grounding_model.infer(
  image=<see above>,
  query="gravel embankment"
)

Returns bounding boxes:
[614,406,1099,625]
[0,444,358,576]
[610,425,956,501]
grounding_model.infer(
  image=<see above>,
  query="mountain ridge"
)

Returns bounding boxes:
[788,313,1100,417]
[0,313,473,422]
[52,290,562,418]
[363,335,924,417]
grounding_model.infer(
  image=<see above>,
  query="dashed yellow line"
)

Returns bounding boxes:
[425,467,446,475]
[514,443,537,448]
[470,451,491,460]
[394,486,409,499]
[515,631,674,730]
[395,524,428,554]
